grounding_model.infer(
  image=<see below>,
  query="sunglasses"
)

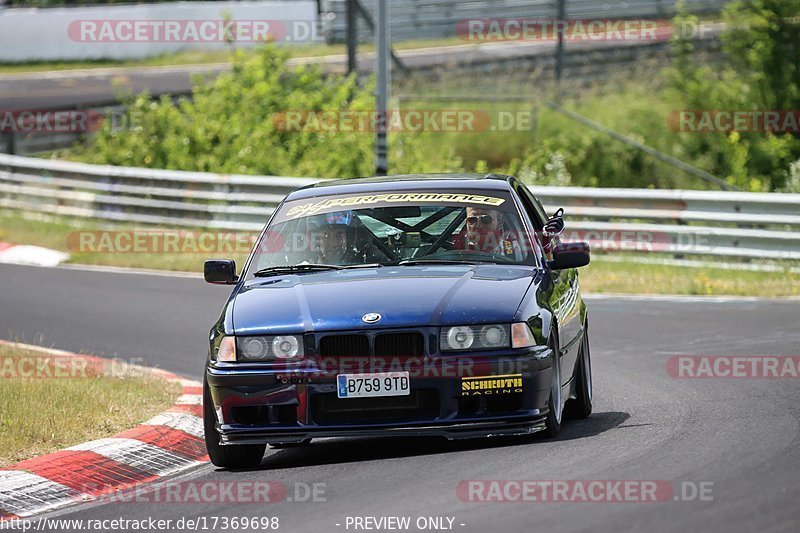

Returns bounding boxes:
[322,229,348,240]
[466,214,495,225]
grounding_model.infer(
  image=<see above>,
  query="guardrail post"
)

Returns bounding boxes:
[4,131,15,155]
[347,0,357,74]
[674,216,686,261]
[375,0,390,176]
[556,0,566,82]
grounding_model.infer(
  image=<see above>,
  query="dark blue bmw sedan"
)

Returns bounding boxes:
[203,174,592,468]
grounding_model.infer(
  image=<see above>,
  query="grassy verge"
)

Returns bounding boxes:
[583,256,800,297]
[0,342,180,466]
[0,212,251,272]
[0,38,465,75]
[2,211,798,296]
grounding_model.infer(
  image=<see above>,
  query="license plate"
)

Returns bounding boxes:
[337,372,410,398]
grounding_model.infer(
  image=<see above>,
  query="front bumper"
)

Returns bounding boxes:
[206,348,553,444]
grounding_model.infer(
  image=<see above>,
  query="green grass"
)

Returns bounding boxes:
[0,212,251,272]
[0,342,179,466]
[0,38,465,75]
[2,211,798,296]
[395,72,704,189]
[583,256,800,297]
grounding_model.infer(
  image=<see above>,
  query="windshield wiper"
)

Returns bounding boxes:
[253,264,344,278]
[253,263,384,278]
[342,263,384,269]
[397,258,496,266]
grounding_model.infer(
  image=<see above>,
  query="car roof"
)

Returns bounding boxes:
[287,173,515,200]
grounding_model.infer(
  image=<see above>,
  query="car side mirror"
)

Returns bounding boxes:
[548,242,590,270]
[205,260,239,285]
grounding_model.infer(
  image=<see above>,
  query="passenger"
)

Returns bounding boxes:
[454,207,523,261]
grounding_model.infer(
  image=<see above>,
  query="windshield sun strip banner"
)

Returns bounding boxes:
[282,192,507,220]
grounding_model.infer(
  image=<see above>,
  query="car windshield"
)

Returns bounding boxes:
[245,189,538,277]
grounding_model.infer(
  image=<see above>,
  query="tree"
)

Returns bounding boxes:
[73,44,460,178]
[666,0,800,191]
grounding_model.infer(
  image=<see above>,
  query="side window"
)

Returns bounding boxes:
[516,184,546,229]
[510,180,545,265]
[515,181,559,262]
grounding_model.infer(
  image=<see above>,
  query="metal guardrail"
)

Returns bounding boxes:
[0,154,319,231]
[322,0,729,43]
[1,153,798,261]
[529,186,800,261]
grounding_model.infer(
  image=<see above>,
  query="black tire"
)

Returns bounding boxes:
[541,333,562,438]
[203,377,266,469]
[565,321,593,420]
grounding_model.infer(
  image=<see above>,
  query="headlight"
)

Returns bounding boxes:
[272,336,300,359]
[481,324,507,346]
[440,324,511,352]
[240,337,269,359]
[446,326,474,350]
[235,335,304,361]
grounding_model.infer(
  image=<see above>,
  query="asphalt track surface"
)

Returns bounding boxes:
[1,263,799,533]
[0,41,557,111]
[0,36,679,112]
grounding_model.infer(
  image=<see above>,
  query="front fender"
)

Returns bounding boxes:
[514,271,554,345]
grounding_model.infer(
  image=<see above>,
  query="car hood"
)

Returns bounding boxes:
[231,265,536,334]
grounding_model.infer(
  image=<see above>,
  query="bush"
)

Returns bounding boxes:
[68,3,800,191]
[71,45,461,178]
[663,0,800,191]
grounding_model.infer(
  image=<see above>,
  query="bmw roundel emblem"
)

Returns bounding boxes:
[362,313,382,324]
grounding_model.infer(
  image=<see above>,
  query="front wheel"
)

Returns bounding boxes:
[203,377,266,469]
[541,334,562,438]
[564,321,593,420]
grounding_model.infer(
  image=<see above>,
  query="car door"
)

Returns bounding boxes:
[511,179,581,385]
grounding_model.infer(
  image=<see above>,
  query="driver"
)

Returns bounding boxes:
[454,207,523,261]
[311,211,361,265]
